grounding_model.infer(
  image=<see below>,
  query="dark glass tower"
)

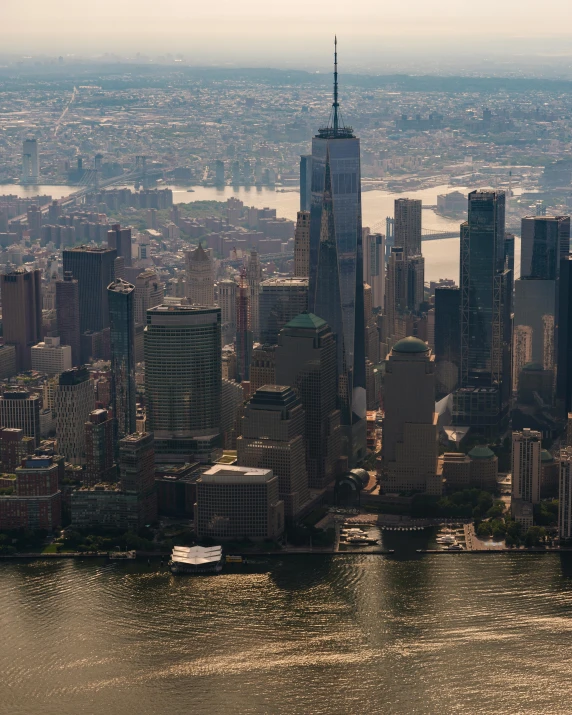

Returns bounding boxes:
[521,216,570,280]
[108,279,136,441]
[557,255,572,416]
[434,286,460,396]
[56,272,81,366]
[454,190,512,436]
[308,39,366,464]
[63,246,117,333]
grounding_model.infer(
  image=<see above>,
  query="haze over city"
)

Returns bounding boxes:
[4,3,572,714]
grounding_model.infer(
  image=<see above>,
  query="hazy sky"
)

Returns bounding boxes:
[4,0,572,69]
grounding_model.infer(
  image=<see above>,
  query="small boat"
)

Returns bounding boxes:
[445,544,464,551]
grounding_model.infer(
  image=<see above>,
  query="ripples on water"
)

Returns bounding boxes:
[3,555,572,714]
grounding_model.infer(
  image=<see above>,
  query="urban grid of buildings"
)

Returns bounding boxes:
[1,48,572,549]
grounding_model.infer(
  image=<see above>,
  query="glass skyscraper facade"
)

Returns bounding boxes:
[521,215,570,280]
[308,49,366,463]
[454,190,512,435]
[144,304,222,462]
[108,279,136,441]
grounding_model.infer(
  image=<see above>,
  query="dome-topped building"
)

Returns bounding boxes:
[382,336,441,496]
[392,336,429,354]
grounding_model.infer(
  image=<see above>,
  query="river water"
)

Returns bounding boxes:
[2,552,572,715]
[4,183,512,285]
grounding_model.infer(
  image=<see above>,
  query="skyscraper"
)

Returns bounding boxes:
[294,211,310,277]
[434,286,460,395]
[218,278,237,345]
[237,385,310,518]
[521,216,570,280]
[394,198,422,258]
[381,337,440,495]
[453,190,512,436]
[0,390,41,448]
[63,246,117,334]
[54,367,95,464]
[383,246,407,342]
[145,304,222,462]
[186,243,214,306]
[118,432,157,525]
[134,268,163,326]
[246,249,262,340]
[236,273,252,383]
[513,325,533,393]
[84,409,116,486]
[107,224,132,267]
[259,277,309,344]
[275,313,342,488]
[308,40,366,464]
[108,279,136,441]
[22,139,39,184]
[299,155,312,212]
[557,255,572,416]
[56,272,81,366]
[514,215,569,370]
[512,428,541,505]
[1,268,42,372]
[363,231,385,311]
[559,447,572,541]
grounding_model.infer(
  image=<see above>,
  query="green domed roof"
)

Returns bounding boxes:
[541,449,554,463]
[522,362,544,372]
[392,336,429,354]
[468,445,495,459]
[285,312,327,330]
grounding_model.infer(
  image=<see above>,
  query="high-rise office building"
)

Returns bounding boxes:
[237,385,310,518]
[513,216,569,372]
[84,409,116,486]
[215,160,225,186]
[246,249,262,340]
[54,367,95,464]
[186,243,214,306]
[22,139,39,184]
[557,255,572,416]
[381,337,440,495]
[63,246,117,334]
[56,272,81,366]
[308,41,366,463]
[275,313,342,488]
[434,286,460,396]
[513,325,533,393]
[453,190,512,436]
[145,304,222,462]
[299,155,312,212]
[118,432,157,525]
[1,268,42,372]
[31,335,72,376]
[250,345,276,393]
[394,198,422,258]
[259,277,309,344]
[218,278,237,345]
[512,428,541,505]
[559,447,572,541]
[407,254,425,312]
[363,231,385,311]
[108,279,136,440]
[134,268,163,326]
[294,211,310,277]
[107,223,132,267]
[0,390,41,448]
[521,216,570,280]
[236,275,252,383]
[383,246,407,342]
[196,465,284,541]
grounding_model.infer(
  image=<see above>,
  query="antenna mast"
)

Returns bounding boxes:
[333,36,339,134]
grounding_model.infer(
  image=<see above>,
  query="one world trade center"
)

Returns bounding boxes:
[308,39,366,464]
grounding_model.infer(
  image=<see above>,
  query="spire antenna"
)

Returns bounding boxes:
[333,36,339,134]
